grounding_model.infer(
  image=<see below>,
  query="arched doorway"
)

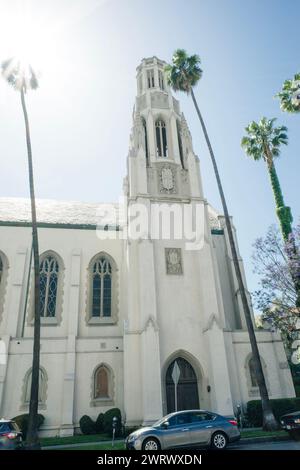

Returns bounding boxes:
[166,357,199,413]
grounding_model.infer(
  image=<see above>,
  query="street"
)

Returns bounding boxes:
[229,440,300,450]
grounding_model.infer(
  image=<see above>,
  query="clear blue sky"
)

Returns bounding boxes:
[0,0,299,298]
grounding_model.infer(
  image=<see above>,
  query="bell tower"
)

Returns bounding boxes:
[126,56,204,201]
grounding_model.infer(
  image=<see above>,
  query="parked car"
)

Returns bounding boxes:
[0,419,23,450]
[280,411,300,440]
[125,410,240,450]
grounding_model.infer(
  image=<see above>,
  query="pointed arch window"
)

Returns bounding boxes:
[22,367,48,409]
[142,118,149,166]
[155,119,168,157]
[176,121,184,168]
[0,253,8,324]
[0,256,3,285]
[147,69,155,88]
[245,354,269,397]
[87,253,118,325]
[94,365,109,399]
[92,257,112,318]
[39,256,59,317]
[248,356,258,387]
[158,70,165,90]
[91,364,114,405]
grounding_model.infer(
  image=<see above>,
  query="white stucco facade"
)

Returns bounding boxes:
[0,57,295,436]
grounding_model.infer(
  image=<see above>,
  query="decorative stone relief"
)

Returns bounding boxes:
[165,248,183,275]
[158,164,177,194]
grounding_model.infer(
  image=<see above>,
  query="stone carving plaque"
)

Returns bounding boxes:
[165,248,183,275]
[158,165,177,194]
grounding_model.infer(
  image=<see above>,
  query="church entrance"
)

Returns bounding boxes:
[166,357,199,413]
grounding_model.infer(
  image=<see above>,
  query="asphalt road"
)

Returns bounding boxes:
[229,440,300,450]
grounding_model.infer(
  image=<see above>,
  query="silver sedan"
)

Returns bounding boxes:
[125,410,240,451]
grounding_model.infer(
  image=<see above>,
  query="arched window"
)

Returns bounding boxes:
[142,118,149,166]
[0,253,8,324]
[92,257,112,318]
[22,367,48,409]
[0,256,3,285]
[147,69,155,88]
[155,119,168,157]
[39,255,59,317]
[158,70,165,90]
[245,354,269,397]
[248,356,258,387]
[91,364,115,405]
[94,365,109,399]
[177,121,184,168]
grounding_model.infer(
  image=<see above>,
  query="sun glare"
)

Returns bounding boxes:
[0,2,59,80]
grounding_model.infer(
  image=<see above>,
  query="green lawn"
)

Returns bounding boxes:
[41,428,287,449]
[240,429,287,439]
[41,433,113,447]
[53,442,125,451]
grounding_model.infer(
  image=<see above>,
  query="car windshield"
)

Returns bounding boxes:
[152,414,175,428]
[0,422,11,433]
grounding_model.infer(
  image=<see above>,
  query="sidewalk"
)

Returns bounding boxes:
[42,435,291,450]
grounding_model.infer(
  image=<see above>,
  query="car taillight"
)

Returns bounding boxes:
[228,419,238,426]
[3,432,18,439]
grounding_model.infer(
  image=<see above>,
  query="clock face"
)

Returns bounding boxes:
[161,167,174,190]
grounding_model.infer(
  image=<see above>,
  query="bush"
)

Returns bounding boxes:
[124,426,140,437]
[247,398,300,427]
[79,415,97,435]
[95,413,104,433]
[103,408,122,437]
[12,414,45,440]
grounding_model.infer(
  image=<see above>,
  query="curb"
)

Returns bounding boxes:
[239,435,290,444]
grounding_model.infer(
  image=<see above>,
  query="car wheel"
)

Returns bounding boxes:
[211,432,227,450]
[142,437,161,451]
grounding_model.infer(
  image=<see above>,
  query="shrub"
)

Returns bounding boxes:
[95,413,104,433]
[103,408,122,437]
[247,398,300,427]
[124,426,140,437]
[79,415,97,435]
[12,414,45,440]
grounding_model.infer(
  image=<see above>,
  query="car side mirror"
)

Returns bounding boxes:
[162,421,169,429]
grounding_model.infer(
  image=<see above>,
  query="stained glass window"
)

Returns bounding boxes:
[92,257,112,317]
[155,120,168,157]
[39,256,59,317]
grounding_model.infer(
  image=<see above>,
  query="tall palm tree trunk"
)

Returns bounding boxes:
[20,87,41,448]
[264,150,300,308]
[191,88,278,430]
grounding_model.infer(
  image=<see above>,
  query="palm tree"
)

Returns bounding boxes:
[241,118,300,308]
[241,118,291,240]
[1,58,41,448]
[165,49,278,430]
[276,73,300,113]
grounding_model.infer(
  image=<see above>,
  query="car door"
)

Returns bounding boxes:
[161,413,191,449]
[188,411,217,446]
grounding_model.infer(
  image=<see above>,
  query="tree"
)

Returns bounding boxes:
[276,73,300,113]
[165,49,278,430]
[252,224,300,356]
[1,58,41,448]
[241,118,300,307]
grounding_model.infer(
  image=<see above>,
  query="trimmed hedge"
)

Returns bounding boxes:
[103,408,122,437]
[79,415,97,435]
[95,413,104,433]
[247,398,300,427]
[12,414,45,439]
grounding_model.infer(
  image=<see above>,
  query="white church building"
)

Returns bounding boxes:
[0,57,295,436]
